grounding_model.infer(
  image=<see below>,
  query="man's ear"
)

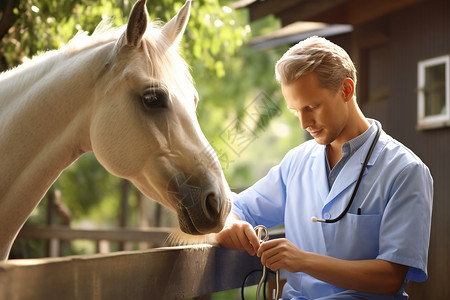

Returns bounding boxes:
[342,78,355,102]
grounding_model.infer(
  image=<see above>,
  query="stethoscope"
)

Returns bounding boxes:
[254,225,280,300]
[311,124,381,223]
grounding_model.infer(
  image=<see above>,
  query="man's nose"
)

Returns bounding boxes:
[298,111,313,130]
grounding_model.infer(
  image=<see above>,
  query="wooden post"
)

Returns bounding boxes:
[137,191,152,249]
[46,190,60,257]
[54,190,71,256]
[119,179,131,251]
[154,202,162,227]
[97,240,111,254]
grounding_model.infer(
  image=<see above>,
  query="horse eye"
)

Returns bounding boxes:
[142,90,167,109]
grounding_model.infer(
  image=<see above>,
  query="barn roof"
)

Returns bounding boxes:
[232,0,423,48]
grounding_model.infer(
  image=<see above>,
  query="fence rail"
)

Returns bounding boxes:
[16,225,173,256]
[18,225,171,244]
[0,245,277,300]
[10,224,285,299]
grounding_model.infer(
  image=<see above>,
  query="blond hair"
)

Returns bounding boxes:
[275,36,357,94]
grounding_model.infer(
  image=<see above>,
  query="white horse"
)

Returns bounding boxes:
[0,0,231,261]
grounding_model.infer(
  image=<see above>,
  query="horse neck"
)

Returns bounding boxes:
[0,40,115,257]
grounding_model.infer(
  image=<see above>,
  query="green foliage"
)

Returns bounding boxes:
[194,15,297,187]
[1,0,127,67]
[53,153,121,218]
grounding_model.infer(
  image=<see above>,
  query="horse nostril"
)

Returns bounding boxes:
[204,192,221,220]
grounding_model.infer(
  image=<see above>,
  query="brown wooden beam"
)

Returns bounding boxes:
[273,0,424,27]
[17,226,171,245]
[275,0,349,27]
[0,0,18,41]
[248,0,302,21]
[347,0,424,25]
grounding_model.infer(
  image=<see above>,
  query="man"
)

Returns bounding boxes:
[216,36,433,299]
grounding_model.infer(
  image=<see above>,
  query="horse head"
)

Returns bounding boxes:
[89,0,231,235]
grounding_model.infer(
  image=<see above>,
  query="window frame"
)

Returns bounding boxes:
[417,55,450,129]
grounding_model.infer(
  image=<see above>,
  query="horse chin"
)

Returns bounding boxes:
[166,212,223,246]
[176,205,224,236]
[178,210,201,235]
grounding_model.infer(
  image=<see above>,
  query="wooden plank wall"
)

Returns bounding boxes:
[353,0,450,298]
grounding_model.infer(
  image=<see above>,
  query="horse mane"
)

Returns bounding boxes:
[0,16,191,78]
[0,19,122,95]
[0,19,116,76]
[0,17,194,105]
[66,19,124,53]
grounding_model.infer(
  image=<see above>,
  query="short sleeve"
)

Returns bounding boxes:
[231,148,300,228]
[377,162,433,282]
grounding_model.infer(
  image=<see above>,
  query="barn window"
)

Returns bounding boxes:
[417,55,450,129]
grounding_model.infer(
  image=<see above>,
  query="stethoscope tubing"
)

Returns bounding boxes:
[314,124,382,223]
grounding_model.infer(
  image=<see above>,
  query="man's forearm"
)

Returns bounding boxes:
[301,252,408,295]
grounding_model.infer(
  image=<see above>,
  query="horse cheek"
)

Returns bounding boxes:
[90,109,141,178]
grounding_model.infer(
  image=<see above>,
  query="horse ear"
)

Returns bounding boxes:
[126,0,148,47]
[161,0,191,47]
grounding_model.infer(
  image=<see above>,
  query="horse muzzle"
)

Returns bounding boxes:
[178,192,230,235]
[167,173,231,235]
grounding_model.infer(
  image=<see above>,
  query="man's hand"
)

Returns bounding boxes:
[257,238,303,272]
[257,238,408,295]
[215,214,260,256]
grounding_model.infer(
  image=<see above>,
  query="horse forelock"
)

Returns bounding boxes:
[66,18,124,53]
[140,27,194,94]
[0,20,122,92]
[93,22,195,111]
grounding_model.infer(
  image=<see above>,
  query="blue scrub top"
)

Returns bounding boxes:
[232,120,433,300]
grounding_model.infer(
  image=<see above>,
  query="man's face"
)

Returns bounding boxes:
[281,72,349,146]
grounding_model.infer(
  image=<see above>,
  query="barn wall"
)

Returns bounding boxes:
[356,0,450,298]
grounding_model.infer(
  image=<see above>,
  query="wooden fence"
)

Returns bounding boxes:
[0,245,277,300]
[4,189,284,299]
[3,231,285,300]
[16,225,171,256]
[6,226,285,299]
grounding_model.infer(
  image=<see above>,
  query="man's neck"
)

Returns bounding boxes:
[328,115,370,169]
